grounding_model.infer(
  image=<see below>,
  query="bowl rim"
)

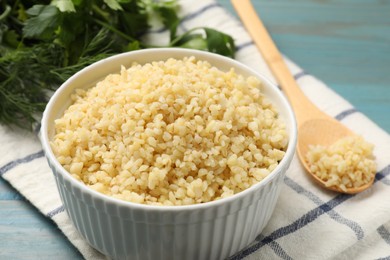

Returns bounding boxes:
[40,48,297,212]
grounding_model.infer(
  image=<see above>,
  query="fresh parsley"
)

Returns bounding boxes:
[0,0,236,129]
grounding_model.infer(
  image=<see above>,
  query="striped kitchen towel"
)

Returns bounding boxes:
[1,0,390,259]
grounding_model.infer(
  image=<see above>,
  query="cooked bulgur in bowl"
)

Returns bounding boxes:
[50,56,289,206]
[40,48,297,259]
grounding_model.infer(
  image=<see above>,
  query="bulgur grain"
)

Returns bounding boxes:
[305,136,376,192]
[51,57,288,205]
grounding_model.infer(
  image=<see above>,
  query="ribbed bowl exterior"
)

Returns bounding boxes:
[41,49,297,260]
[47,157,288,260]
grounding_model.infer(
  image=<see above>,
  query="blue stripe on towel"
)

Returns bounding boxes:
[274,71,310,90]
[46,205,65,218]
[380,178,390,185]
[375,165,390,185]
[377,226,390,245]
[268,241,293,260]
[250,234,293,260]
[293,71,309,81]
[284,177,364,240]
[230,193,353,259]
[232,165,390,259]
[335,108,358,121]
[181,3,220,23]
[0,150,44,176]
[236,41,254,51]
[259,193,353,239]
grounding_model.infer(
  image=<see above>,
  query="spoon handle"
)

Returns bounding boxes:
[231,0,324,126]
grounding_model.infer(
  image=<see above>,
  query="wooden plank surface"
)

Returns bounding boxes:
[1,0,389,259]
[0,179,82,259]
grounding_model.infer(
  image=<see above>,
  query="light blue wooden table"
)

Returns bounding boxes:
[1,0,389,258]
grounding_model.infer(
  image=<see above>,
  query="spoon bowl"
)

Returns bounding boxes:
[232,0,375,194]
[297,117,374,194]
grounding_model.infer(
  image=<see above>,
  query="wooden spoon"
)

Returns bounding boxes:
[231,0,374,194]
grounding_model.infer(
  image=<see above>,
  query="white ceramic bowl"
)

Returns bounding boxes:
[41,48,297,260]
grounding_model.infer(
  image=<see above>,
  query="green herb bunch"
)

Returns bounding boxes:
[0,0,235,129]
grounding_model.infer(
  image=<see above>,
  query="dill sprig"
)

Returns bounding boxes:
[0,43,62,127]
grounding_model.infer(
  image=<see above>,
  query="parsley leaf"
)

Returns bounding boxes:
[152,2,180,40]
[204,28,235,58]
[51,0,76,13]
[103,0,123,11]
[23,5,61,40]
[174,34,207,51]
[118,11,149,38]
[171,27,235,57]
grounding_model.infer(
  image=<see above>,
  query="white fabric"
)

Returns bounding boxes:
[1,0,390,259]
